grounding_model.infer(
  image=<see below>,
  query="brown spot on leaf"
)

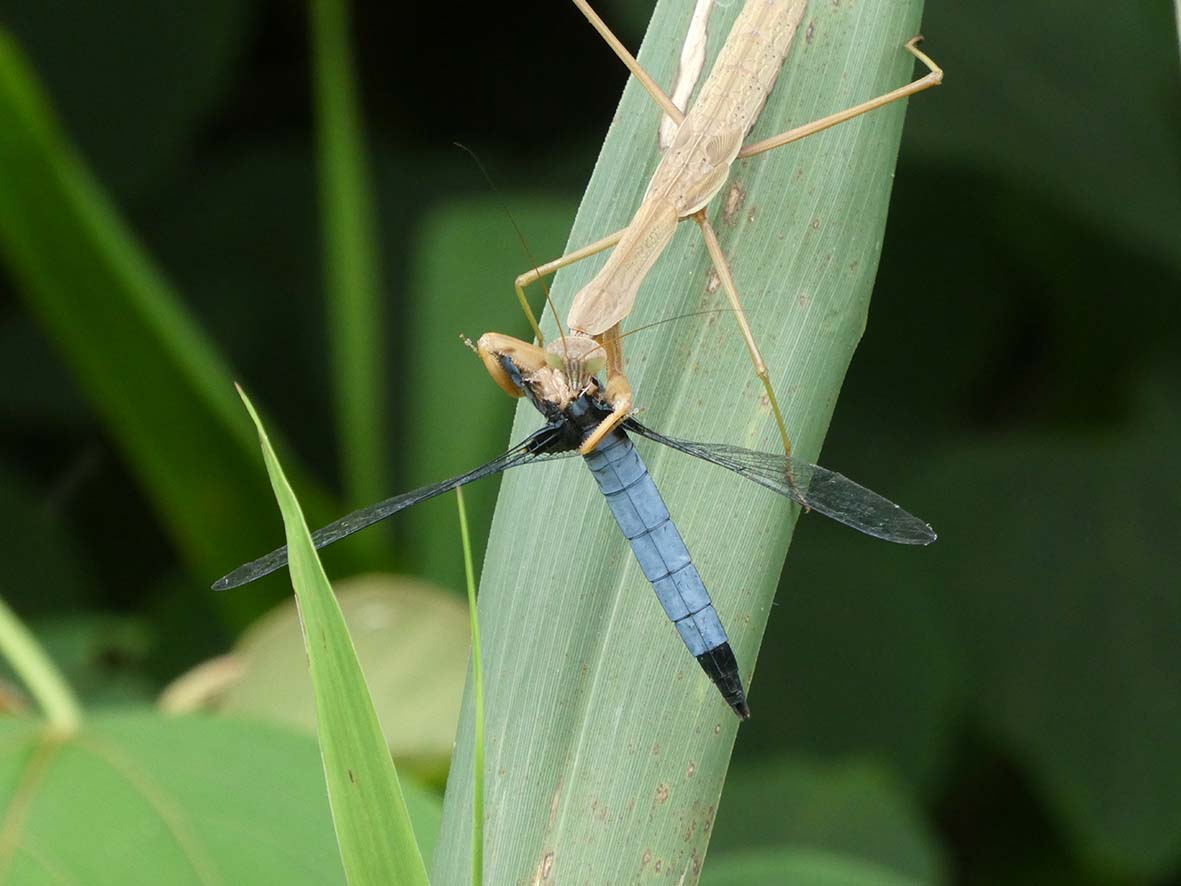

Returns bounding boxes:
[547,778,563,830]
[806,20,815,44]
[656,783,670,804]
[687,761,696,778]
[722,182,747,226]
[529,852,555,886]
[706,268,721,294]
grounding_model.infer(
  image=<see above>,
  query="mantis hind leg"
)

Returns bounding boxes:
[738,37,943,159]
[693,210,793,459]
[569,0,684,126]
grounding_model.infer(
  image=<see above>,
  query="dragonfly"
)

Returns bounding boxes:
[214,339,935,719]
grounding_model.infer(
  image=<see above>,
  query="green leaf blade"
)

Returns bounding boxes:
[237,387,428,885]
[434,0,930,881]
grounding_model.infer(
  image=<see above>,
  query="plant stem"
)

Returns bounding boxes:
[0,593,81,734]
[457,487,484,886]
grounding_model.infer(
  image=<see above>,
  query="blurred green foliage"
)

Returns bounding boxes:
[0,0,1177,883]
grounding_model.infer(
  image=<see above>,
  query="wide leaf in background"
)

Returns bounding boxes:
[161,574,470,783]
[0,712,439,884]
[434,0,934,880]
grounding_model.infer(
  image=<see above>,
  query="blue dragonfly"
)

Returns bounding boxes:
[214,341,934,719]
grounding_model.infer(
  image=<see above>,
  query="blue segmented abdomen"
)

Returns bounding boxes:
[583,430,749,718]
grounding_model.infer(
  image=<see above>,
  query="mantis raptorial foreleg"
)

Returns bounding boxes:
[574,323,632,454]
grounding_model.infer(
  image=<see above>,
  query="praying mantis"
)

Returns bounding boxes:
[474,0,941,457]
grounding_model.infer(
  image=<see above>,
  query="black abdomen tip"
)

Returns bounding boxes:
[696,643,750,720]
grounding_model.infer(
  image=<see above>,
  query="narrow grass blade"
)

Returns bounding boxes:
[456,488,484,886]
[236,385,428,885]
[0,30,339,601]
[0,594,81,734]
[434,0,930,881]
[309,0,388,512]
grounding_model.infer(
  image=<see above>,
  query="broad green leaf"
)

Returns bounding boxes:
[704,847,926,886]
[434,0,934,881]
[712,757,945,884]
[310,0,389,513]
[162,575,469,781]
[0,712,444,884]
[238,387,428,884]
[0,713,347,885]
[0,31,339,618]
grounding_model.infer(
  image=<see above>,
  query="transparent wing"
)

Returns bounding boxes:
[212,439,579,591]
[625,420,936,545]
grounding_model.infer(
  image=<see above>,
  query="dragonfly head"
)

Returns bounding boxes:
[544,334,606,397]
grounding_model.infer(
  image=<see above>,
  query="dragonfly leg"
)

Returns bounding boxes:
[569,0,684,126]
[473,332,550,398]
[578,324,632,454]
[738,37,943,159]
[514,229,626,345]
[693,210,793,458]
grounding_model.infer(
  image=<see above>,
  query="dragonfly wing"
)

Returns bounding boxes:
[212,443,578,590]
[625,420,936,545]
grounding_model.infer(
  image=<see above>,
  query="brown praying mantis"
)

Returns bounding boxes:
[214,0,944,721]
[473,0,941,456]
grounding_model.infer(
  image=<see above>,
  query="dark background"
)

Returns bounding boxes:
[1,1,1178,883]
